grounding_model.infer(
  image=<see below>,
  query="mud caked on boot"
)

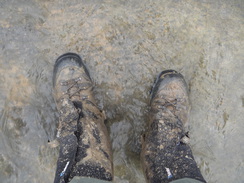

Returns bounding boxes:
[53,53,113,183]
[141,70,206,183]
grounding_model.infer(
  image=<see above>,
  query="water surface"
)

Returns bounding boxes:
[0,0,243,182]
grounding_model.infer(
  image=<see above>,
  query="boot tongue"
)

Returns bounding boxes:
[60,99,79,119]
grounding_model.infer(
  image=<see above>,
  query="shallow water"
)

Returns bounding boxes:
[0,0,243,183]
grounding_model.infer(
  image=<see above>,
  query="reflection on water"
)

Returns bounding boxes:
[0,0,244,182]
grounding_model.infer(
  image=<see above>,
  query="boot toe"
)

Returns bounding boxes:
[151,70,187,103]
[53,53,91,87]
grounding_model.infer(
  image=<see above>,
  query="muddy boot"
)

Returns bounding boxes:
[53,53,113,183]
[141,70,206,183]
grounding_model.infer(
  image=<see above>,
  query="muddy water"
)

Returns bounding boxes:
[0,0,243,183]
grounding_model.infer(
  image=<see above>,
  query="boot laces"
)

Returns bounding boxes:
[59,74,102,112]
[155,98,180,117]
[60,74,92,100]
[155,97,189,144]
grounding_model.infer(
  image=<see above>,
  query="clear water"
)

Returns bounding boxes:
[0,0,243,182]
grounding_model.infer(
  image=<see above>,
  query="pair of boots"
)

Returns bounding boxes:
[52,53,206,183]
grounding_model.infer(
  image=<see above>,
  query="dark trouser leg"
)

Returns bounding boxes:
[141,119,205,183]
[54,134,77,183]
[53,100,113,183]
